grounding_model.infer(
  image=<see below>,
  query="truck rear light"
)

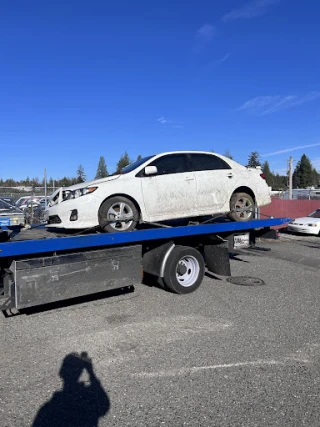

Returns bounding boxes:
[260,173,266,180]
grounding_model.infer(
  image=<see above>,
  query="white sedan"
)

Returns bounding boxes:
[287,209,320,235]
[45,151,271,232]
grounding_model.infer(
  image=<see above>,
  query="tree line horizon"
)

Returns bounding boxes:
[1,150,319,190]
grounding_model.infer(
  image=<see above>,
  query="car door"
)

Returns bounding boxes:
[189,153,234,212]
[139,153,197,219]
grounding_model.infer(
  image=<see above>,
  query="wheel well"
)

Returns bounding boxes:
[99,193,141,215]
[232,187,256,202]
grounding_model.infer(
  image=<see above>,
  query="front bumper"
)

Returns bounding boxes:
[45,195,101,229]
[287,225,319,235]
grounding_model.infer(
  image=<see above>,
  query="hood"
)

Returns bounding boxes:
[61,175,121,191]
[0,208,24,216]
[291,217,320,224]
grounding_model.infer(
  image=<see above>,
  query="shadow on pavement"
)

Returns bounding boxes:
[33,352,110,427]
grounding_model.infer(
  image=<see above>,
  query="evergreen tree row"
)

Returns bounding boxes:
[1,151,319,190]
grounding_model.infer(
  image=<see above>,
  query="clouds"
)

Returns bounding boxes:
[157,117,169,125]
[195,0,279,60]
[222,0,279,23]
[196,24,215,41]
[262,143,320,157]
[193,24,215,53]
[157,117,184,129]
[238,92,320,115]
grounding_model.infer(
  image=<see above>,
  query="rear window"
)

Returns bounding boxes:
[189,154,231,171]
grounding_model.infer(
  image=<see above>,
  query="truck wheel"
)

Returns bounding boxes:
[228,192,255,222]
[98,196,139,233]
[163,246,205,294]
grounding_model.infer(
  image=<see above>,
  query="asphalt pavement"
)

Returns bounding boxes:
[0,234,319,426]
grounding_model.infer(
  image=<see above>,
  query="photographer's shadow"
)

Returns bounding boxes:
[33,352,110,427]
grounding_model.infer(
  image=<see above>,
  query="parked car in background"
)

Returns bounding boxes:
[24,197,49,224]
[45,151,271,232]
[0,198,25,227]
[0,196,15,206]
[287,209,320,235]
[16,196,49,211]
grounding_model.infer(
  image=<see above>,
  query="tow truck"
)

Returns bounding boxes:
[0,217,290,312]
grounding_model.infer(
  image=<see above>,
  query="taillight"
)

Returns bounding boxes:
[260,173,266,180]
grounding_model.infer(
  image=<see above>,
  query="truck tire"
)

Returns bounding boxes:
[228,192,255,222]
[98,196,139,233]
[163,246,205,294]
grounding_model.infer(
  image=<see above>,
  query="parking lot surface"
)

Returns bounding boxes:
[0,235,319,426]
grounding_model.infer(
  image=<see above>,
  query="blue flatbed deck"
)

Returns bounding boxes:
[0,218,290,258]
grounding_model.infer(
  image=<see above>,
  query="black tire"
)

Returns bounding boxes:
[228,192,255,222]
[98,196,139,233]
[163,246,205,294]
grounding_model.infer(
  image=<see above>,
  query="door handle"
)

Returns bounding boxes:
[185,177,195,181]
[227,173,233,178]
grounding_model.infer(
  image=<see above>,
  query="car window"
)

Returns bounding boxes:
[189,153,231,171]
[120,155,155,174]
[148,154,189,175]
[0,199,12,210]
[308,209,320,218]
[16,198,26,207]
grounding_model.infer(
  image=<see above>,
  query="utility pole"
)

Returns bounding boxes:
[44,169,47,208]
[288,156,293,200]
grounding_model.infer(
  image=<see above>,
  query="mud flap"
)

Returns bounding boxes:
[204,241,231,276]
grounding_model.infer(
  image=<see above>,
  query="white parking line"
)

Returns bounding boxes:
[132,357,310,378]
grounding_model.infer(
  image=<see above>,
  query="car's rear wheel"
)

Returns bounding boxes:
[228,192,255,222]
[98,196,139,233]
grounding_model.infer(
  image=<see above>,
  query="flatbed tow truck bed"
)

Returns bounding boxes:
[0,217,290,312]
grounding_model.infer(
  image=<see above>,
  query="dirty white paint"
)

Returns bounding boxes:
[45,151,271,229]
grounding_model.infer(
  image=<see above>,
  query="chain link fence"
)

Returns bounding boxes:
[0,186,56,225]
[271,188,320,200]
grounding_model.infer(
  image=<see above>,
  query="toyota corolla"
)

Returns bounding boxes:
[287,209,320,235]
[45,151,271,232]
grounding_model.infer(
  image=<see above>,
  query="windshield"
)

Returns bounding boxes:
[0,199,13,210]
[308,209,320,218]
[48,189,61,207]
[16,197,29,207]
[121,155,155,174]
[0,198,21,213]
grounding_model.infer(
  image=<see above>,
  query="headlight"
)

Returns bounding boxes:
[307,223,318,227]
[63,187,98,201]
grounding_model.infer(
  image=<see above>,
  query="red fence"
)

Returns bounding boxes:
[260,198,320,223]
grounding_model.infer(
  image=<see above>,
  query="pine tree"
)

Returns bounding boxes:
[116,152,131,173]
[312,168,320,187]
[247,151,261,167]
[95,156,108,179]
[273,173,287,190]
[262,161,274,187]
[293,154,314,188]
[223,149,233,160]
[136,154,142,161]
[76,165,86,183]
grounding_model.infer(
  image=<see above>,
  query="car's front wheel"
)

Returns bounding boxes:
[228,192,255,222]
[98,196,139,232]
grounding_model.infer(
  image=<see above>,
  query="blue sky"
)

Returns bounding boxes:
[1,0,320,181]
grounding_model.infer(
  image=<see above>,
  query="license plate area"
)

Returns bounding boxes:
[233,232,250,249]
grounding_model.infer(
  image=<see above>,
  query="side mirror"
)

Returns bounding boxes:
[144,166,158,176]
